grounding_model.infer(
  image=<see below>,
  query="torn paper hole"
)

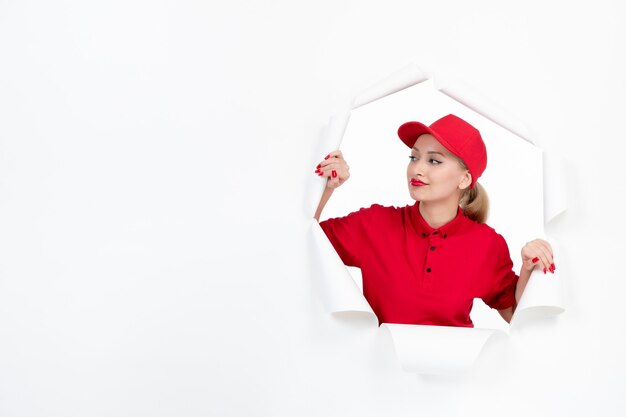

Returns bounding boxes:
[310,63,566,374]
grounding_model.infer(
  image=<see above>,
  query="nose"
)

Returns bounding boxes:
[409,158,426,177]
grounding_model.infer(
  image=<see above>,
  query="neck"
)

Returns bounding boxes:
[418,200,459,229]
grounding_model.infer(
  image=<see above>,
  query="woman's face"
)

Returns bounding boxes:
[406,134,472,204]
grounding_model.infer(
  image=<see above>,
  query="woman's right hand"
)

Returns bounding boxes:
[314,150,350,189]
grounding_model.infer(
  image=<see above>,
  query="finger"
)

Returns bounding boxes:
[522,244,550,273]
[527,256,543,272]
[317,163,340,175]
[531,245,552,274]
[532,239,553,257]
[526,248,549,273]
[320,154,348,166]
[533,240,554,270]
[324,150,344,160]
[318,166,348,179]
[524,253,547,274]
[318,159,347,170]
[317,168,329,178]
[540,240,554,266]
[537,239,554,272]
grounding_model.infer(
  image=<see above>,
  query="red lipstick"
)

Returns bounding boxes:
[410,179,427,186]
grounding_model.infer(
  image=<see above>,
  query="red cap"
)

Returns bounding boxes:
[397,114,487,189]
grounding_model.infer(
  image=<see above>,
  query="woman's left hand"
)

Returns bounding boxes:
[521,239,555,274]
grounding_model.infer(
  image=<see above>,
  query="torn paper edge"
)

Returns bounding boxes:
[352,62,429,109]
[310,219,375,317]
[382,324,505,375]
[434,74,534,145]
[543,151,568,224]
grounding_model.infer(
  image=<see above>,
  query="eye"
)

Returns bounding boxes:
[429,158,442,165]
[408,155,417,162]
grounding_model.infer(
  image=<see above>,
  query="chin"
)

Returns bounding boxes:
[408,190,422,201]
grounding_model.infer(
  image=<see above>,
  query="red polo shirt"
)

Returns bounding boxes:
[319,202,519,327]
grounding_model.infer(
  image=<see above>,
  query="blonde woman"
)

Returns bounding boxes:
[314,114,553,327]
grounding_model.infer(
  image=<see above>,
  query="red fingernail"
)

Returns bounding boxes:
[316,164,321,169]
[324,154,330,160]
[332,170,337,178]
[318,172,323,176]
[551,263,555,270]
[543,268,547,274]
[532,257,539,263]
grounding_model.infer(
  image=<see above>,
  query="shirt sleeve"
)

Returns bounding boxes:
[482,234,519,310]
[318,205,380,268]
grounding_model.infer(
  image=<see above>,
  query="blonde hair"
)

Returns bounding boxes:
[458,160,489,224]
[459,182,489,224]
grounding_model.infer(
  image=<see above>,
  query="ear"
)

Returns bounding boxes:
[458,171,472,190]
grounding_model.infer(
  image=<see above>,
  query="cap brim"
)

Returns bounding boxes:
[397,120,462,160]
[398,121,438,149]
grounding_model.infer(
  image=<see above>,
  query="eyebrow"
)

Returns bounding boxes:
[411,147,445,156]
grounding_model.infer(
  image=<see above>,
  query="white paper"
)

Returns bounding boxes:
[305,110,352,218]
[511,268,564,327]
[326,109,353,149]
[352,62,428,109]
[309,220,375,317]
[382,323,503,375]
[436,76,534,144]
[543,151,568,224]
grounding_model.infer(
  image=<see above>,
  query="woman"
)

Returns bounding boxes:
[313,114,554,327]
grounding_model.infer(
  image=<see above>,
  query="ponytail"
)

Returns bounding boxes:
[460,182,489,224]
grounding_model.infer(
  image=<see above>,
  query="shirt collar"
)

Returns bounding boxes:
[409,201,466,238]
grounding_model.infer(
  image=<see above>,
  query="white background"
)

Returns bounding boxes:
[0,1,624,416]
